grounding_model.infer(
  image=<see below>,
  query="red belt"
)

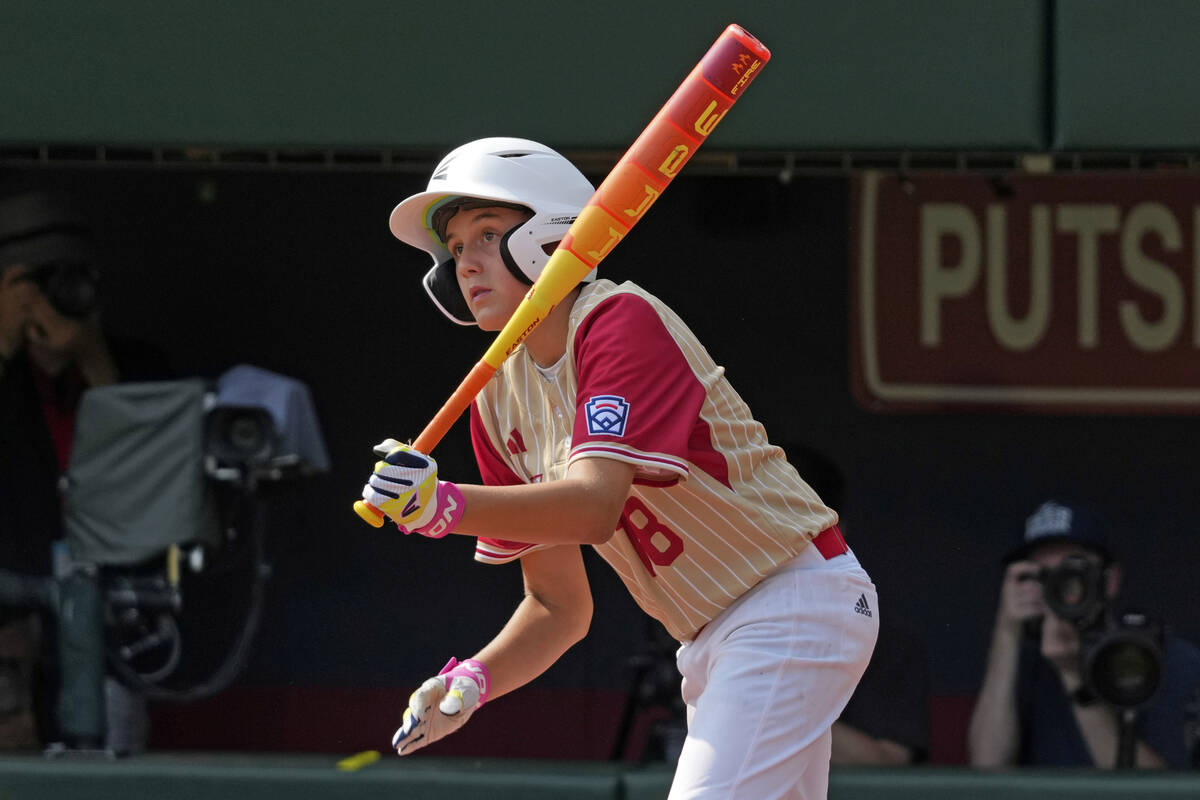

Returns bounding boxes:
[687,524,851,641]
[812,524,849,560]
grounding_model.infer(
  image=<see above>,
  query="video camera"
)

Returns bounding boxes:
[1032,554,1165,710]
[0,366,328,756]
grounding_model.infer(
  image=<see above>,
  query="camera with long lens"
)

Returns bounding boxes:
[1035,554,1165,709]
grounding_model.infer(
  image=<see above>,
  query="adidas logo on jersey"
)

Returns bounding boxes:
[854,594,872,618]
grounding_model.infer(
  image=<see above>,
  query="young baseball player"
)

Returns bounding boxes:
[361,137,878,799]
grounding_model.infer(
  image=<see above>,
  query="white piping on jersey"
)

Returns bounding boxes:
[674,468,784,566]
[727,459,823,544]
[660,544,742,604]
[650,305,829,533]
[569,443,689,477]
[653,478,764,574]
[598,534,718,630]
[644,483,760,588]
[583,532,704,631]
[738,444,828,526]
[600,546,677,626]
[475,540,546,564]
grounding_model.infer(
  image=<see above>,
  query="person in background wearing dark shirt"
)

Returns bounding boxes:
[969,499,1200,769]
[0,188,169,747]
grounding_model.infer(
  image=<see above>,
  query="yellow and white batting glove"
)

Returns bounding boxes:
[361,440,465,538]
[392,657,490,755]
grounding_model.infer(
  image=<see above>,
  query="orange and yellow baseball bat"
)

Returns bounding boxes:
[355,23,771,526]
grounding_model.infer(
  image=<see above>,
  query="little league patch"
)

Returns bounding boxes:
[584,395,630,436]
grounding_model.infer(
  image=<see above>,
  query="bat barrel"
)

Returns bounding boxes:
[558,24,771,273]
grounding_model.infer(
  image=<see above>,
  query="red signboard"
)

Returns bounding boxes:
[851,172,1200,413]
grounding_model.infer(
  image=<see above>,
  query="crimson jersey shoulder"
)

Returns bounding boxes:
[569,284,710,483]
[575,289,661,338]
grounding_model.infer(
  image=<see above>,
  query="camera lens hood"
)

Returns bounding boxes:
[1082,612,1165,709]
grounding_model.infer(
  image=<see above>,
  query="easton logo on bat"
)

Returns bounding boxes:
[505,288,545,356]
[506,314,544,355]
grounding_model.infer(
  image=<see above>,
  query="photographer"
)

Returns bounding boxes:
[0,187,169,747]
[968,500,1200,769]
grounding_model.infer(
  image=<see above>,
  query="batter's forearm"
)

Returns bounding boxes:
[472,593,591,701]
[455,460,635,545]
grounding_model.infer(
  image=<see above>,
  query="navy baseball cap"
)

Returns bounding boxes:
[0,189,92,268]
[1005,500,1112,564]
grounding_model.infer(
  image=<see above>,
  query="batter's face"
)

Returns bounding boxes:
[444,206,531,331]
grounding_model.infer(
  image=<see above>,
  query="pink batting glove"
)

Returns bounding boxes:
[436,656,491,709]
[398,481,465,539]
[391,656,491,755]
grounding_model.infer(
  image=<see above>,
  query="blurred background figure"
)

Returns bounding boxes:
[832,620,931,766]
[0,187,169,748]
[968,499,1200,769]
[786,444,932,766]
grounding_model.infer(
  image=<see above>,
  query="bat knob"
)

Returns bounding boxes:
[354,500,386,528]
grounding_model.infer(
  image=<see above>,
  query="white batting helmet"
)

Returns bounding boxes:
[389,137,596,325]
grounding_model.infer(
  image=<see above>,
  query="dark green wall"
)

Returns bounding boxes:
[11,2,1194,153]
[0,1,1061,151]
[1054,0,1200,149]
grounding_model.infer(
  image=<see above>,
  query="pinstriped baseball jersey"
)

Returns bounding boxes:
[469,279,837,641]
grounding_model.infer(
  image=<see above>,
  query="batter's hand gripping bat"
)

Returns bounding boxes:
[355,23,771,526]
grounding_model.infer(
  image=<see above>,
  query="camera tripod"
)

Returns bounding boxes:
[609,620,686,763]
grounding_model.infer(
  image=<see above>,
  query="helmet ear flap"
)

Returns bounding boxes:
[499,213,597,286]
[422,260,476,325]
[500,223,536,287]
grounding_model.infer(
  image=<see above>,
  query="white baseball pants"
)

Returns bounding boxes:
[669,543,879,800]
